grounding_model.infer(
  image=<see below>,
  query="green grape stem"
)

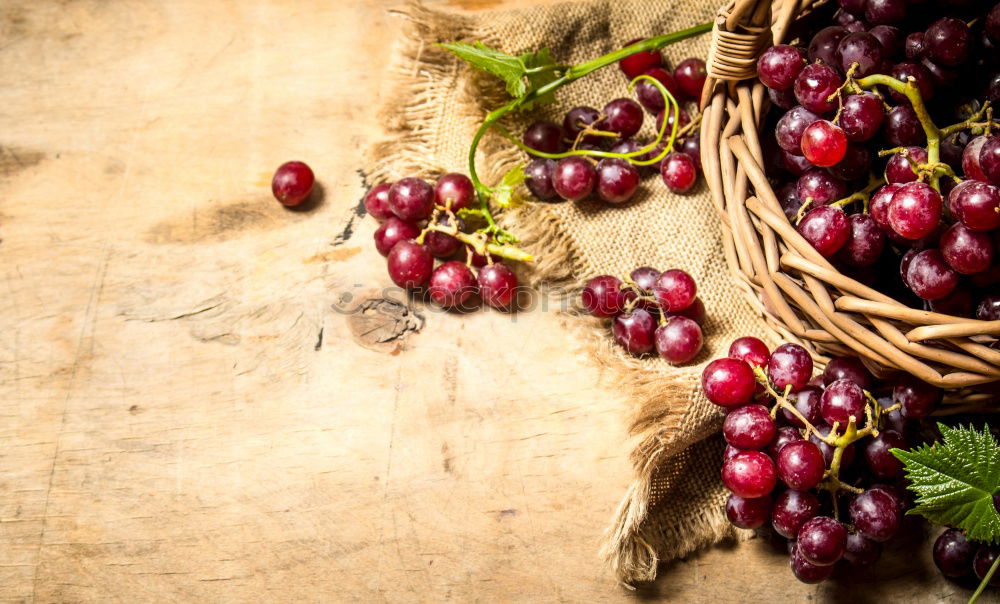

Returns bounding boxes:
[464,22,713,246]
[753,366,877,496]
[970,553,1000,604]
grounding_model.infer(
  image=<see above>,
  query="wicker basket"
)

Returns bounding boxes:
[700,0,1000,395]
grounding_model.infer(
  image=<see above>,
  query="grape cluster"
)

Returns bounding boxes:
[703,338,942,584]
[580,267,706,362]
[759,1,1000,315]
[364,174,520,309]
[521,47,707,204]
[933,528,1000,589]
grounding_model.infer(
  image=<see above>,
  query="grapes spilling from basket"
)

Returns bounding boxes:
[704,338,943,584]
[581,267,706,362]
[520,51,707,204]
[759,1,1000,316]
[364,173,524,310]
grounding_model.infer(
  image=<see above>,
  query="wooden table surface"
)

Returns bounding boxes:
[0,1,976,601]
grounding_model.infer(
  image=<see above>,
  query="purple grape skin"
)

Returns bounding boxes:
[776,106,821,155]
[595,158,640,204]
[769,425,805,458]
[884,105,926,147]
[388,177,435,222]
[892,373,941,419]
[723,404,777,450]
[796,169,846,206]
[940,223,994,275]
[601,98,644,138]
[791,545,835,584]
[827,144,871,181]
[524,159,558,201]
[843,532,883,565]
[522,120,566,154]
[772,489,821,539]
[434,173,475,211]
[837,0,866,15]
[978,296,1000,321]
[974,547,1000,586]
[989,4,1000,45]
[581,275,626,318]
[951,181,1000,231]
[364,183,394,221]
[822,356,873,389]
[888,61,934,102]
[477,263,518,309]
[865,0,906,25]
[769,87,799,110]
[721,450,777,498]
[612,308,657,356]
[798,205,850,256]
[837,32,883,76]
[777,440,826,490]
[386,240,434,289]
[850,488,901,542]
[427,262,478,309]
[839,93,884,142]
[794,63,842,114]
[840,213,886,268]
[424,216,462,258]
[905,249,959,301]
[884,147,927,184]
[934,529,977,578]
[767,343,813,392]
[635,67,677,114]
[836,10,866,34]
[798,516,847,566]
[552,157,597,201]
[654,316,704,364]
[887,181,942,240]
[869,183,901,230]
[905,32,925,59]
[924,17,971,66]
[928,287,973,318]
[863,430,906,479]
[783,386,823,428]
[758,45,807,91]
[820,378,866,426]
[680,138,702,171]
[726,493,773,529]
[778,182,803,220]
[374,217,421,257]
[563,106,602,144]
[630,266,660,291]
[869,25,903,58]
[808,26,849,67]
[980,137,1000,184]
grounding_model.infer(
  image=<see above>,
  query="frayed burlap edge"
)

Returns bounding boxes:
[366,0,756,587]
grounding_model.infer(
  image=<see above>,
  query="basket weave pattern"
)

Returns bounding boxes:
[702,0,1000,393]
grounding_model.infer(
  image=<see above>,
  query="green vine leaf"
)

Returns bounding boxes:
[438,42,560,108]
[893,424,1000,543]
[489,164,526,209]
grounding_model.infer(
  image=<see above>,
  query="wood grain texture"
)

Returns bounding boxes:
[0,1,972,602]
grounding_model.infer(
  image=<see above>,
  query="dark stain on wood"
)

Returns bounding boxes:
[145,199,290,244]
[0,145,45,178]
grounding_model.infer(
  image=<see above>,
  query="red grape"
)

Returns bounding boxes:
[722,450,778,498]
[702,358,757,407]
[272,161,314,207]
[364,183,394,221]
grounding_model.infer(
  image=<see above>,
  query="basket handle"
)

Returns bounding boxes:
[705,0,773,86]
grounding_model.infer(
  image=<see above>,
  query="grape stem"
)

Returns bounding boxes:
[464,23,713,245]
[418,206,535,262]
[969,553,1000,604]
[830,174,885,214]
[752,366,881,496]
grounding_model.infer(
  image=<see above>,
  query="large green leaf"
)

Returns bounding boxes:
[894,424,1000,543]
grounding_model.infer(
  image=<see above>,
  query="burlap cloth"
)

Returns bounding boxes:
[366,0,775,585]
